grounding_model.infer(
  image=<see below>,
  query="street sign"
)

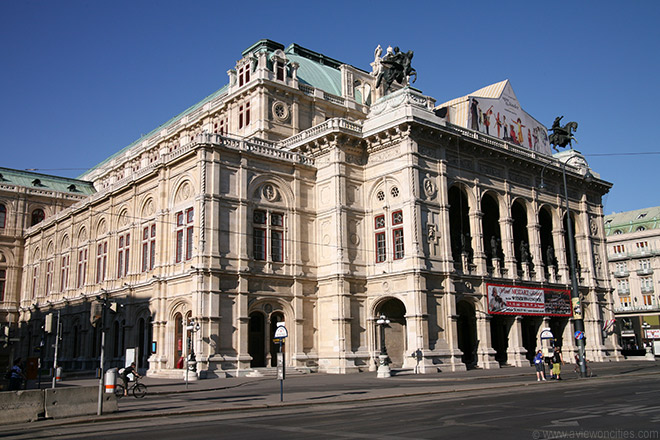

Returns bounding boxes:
[574,331,584,340]
[274,325,288,339]
[540,328,554,339]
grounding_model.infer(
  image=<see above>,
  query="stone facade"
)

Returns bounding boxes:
[605,207,660,355]
[4,40,621,378]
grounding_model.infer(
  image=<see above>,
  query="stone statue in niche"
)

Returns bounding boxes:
[520,240,530,263]
[546,245,557,266]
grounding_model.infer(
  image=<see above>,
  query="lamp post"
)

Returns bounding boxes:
[185,319,200,388]
[376,314,391,378]
[539,153,591,378]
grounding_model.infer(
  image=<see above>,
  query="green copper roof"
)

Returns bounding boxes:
[0,167,95,195]
[81,40,352,179]
[604,206,660,236]
[80,84,229,179]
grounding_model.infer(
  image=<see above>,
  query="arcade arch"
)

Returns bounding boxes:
[374,297,407,368]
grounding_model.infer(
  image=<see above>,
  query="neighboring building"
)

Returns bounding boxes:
[5,40,620,378]
[0,168,95,372]
[605,207,660,354]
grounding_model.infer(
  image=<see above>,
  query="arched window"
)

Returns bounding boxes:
[31,208,45,226]
[0,204,6,229]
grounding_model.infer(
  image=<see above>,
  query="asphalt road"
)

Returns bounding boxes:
[5,374,660,440]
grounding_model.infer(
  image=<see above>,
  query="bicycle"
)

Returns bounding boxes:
[573,362,593,378]
[115,376,147,398]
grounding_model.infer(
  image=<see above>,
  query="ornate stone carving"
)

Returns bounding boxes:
[262,183,278,202]
[590,217,598,236]
[423,177,437,199]
[272,101,289,122]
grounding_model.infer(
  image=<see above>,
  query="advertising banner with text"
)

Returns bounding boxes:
[487,283,572,317]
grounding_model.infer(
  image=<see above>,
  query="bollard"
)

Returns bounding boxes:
[104,368,117,394]
[56,367,62,382]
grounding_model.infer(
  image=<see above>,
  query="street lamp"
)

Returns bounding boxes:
[539,153,592,378]
[184,318,200,388]
[376,314,391,378]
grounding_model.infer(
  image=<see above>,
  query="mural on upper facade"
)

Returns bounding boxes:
[438,80,552,156]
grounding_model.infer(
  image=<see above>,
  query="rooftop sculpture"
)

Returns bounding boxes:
[372,45,416,94]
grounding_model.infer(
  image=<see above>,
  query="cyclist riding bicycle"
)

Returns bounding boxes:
[119,362,141,396]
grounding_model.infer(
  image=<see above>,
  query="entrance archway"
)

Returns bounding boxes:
[376,298,406,368]
[173,312,183,368]
[457,300,477,368]
[521,316,542,364]
[490,315,511,366]
[248,312,266,367]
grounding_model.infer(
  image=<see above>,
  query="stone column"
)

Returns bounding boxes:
[470,209,487,276]
[476,314,499,369]
[500,216,516,279]
[507,316,528,366]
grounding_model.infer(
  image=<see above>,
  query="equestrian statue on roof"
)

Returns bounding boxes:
[548,116,578,151]
[372,45,417,94]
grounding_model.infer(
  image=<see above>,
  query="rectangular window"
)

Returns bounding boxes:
[238,64,250,86]
[641,276,654,292]
[0,205,5,228]
[271,213,283,227]
[614,244,625,254]
[376,232,387,263]
[619,296,631,307]
[45,261,53,295]
[375,215,385,229]
[254,228,266,260]
[0,269,5,302]
[96,241,107,283]
[117,233,130,278]
[271,230,283,262]
[643,294,653,306]
[252,210,285,262]
[142,225,156,271]
[175,210,193,263]
[239,102,251,129]
[640,259,651,270]
[77,248,87,288]
[392,210,403,225]
[150,225,156,270]
[186,226,193,260]
[142,227,149,272]
[60,255,69,292]
[637,241,649,250]
[32,266,38,298]
[276,63,284,81]
[254,210,266,224]
[176,230,183,263]
[393,228,404,260]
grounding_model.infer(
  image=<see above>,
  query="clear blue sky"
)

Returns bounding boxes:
[1,1,658,215]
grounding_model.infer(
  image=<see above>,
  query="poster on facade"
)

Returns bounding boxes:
[467,83,551,155]
[487,283,572,317]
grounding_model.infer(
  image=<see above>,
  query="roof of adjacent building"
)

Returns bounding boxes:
[0,167,96,195]
[604,206,660,236]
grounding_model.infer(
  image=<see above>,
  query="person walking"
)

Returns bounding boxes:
[534,350,546,381]
[552,347,564,380]
[8,358,26,391]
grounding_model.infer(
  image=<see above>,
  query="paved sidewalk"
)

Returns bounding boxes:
[6,360,658,431]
